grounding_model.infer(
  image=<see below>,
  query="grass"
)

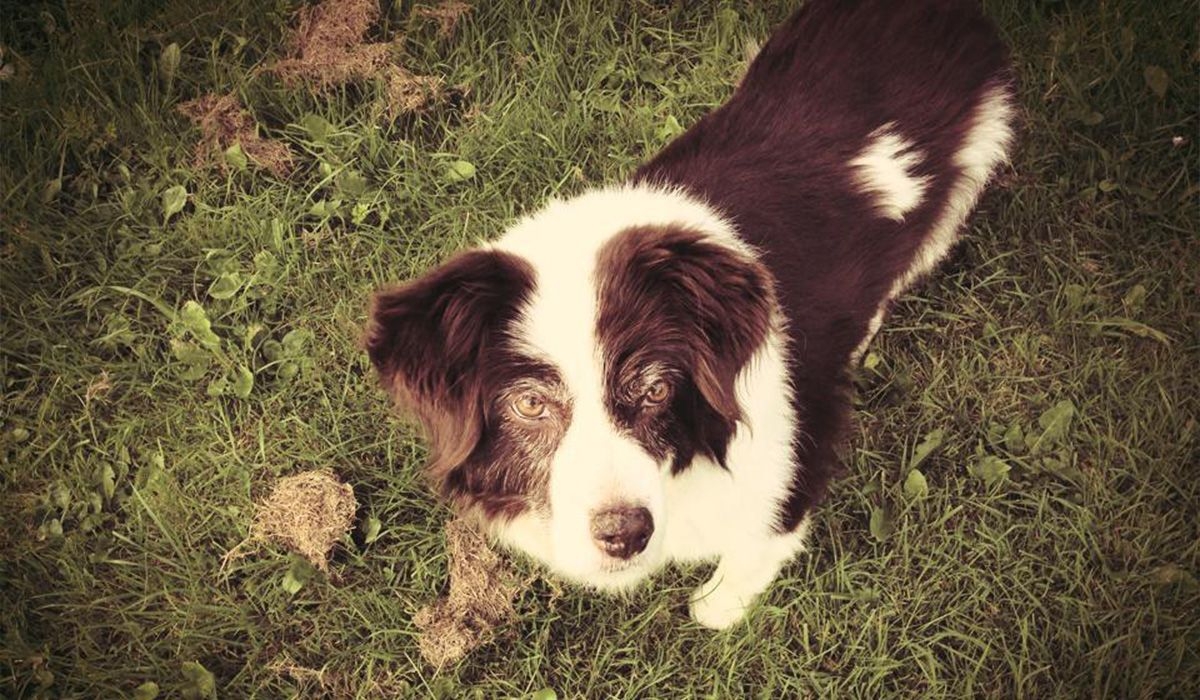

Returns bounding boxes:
[1,0,1197,696]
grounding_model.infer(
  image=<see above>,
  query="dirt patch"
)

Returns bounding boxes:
[245,469,357,574]
[414,1,473,39]
[177,93,295,177]
[414,518,524,669]
[270,0,442,117]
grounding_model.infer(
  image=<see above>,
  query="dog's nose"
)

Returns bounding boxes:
[590,506,654,559]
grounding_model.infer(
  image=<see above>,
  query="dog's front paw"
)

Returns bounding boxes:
[689,578,752,630]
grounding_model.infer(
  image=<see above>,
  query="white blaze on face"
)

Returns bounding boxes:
[545,397,667,585]
[513,269,667,586]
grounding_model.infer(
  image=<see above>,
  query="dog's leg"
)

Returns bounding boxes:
[689,517,812,629]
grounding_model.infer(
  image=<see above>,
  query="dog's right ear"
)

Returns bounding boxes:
[365,249,535,479]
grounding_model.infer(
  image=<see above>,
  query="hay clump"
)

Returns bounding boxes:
[266,653,336,695]
[271,0,389,87]
[414,518,523,668]
[269,0,442,117]
[414,1,473,39]
[251,469,356,573]
[177,93,294,177]
[382,67,444,116]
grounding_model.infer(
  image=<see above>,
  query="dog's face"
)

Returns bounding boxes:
[366,191,775,588]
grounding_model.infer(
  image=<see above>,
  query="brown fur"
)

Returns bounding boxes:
[594,225,775,472]
[366,250,563,518]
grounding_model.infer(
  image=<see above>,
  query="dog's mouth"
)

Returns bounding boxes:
[598,557,642,574]
[591,548,662,586]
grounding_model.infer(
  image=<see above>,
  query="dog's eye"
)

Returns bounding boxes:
[643,379,671,406]
[512,392,548,419]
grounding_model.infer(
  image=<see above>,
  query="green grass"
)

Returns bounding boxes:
[2,0,1197,697]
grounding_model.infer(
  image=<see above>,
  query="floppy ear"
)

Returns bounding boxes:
[597,225,776,464]
[652,232,775,423]
[365,249,535,481]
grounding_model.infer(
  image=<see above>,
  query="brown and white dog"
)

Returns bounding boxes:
[366,0,1015,628]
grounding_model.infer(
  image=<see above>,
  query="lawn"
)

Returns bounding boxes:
[1,0,1197,697]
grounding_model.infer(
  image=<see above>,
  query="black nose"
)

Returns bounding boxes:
[590,506,654,559]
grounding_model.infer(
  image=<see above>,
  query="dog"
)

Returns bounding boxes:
[366,0,1015,629]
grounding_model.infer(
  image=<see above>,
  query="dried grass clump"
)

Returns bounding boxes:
[270,0,442,117]
[382,67,444,116]
[271,0,389,87]
[251,469,357,573]
[177,93,294,177]
[414,1,473,39]
[414,518,523,668]
[266,654,336,695]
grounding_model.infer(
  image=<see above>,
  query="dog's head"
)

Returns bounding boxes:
[366,189,775,588]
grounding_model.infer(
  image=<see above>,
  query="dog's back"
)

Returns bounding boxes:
[635,0,1016,528]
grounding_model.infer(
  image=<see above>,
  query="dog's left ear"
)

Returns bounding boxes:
[598,226,776,424]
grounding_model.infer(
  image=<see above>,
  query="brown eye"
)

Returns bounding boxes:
[512,392,548,419]
[643,379,671,406]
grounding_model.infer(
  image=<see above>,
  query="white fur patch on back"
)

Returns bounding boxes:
[890,85,1016,296]
[850,123,930,221]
